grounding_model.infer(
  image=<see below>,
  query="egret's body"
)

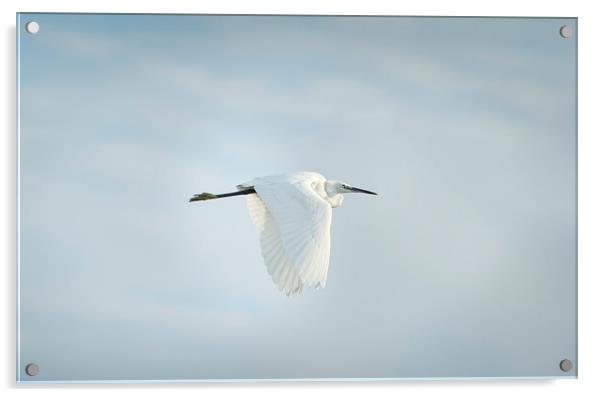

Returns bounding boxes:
[190,171,376,295]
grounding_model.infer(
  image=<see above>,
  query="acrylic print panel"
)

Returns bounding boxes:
[17,14,577,382]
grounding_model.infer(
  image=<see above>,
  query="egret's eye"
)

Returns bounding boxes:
[342,184,350,189]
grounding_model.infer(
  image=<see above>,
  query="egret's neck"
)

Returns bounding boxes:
[324,180,344,208]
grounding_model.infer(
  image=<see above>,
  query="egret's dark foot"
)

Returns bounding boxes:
[189,193,218,202]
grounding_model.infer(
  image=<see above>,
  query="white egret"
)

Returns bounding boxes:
[190,171,377,295]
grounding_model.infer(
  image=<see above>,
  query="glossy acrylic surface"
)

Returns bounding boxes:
[17,14,577,382]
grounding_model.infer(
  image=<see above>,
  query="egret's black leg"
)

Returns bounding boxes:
[189,188,256,202]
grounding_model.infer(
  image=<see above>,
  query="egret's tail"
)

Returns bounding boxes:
[189,188,256,202]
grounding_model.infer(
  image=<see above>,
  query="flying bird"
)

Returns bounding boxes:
[189,171,377,295]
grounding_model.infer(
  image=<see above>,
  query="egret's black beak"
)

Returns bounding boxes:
[350,186,378,195]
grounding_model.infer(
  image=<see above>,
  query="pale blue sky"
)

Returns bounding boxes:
[18,14,576,381]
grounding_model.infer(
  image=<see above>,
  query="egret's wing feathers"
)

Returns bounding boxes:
[247,177,332,290]
[246,194,304,295]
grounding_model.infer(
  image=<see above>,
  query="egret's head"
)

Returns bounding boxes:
[323,180,376,208]
[326,181,378,196]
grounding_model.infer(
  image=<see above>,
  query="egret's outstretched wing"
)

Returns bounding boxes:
[244,176,332,293]
[246,194,304,295]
